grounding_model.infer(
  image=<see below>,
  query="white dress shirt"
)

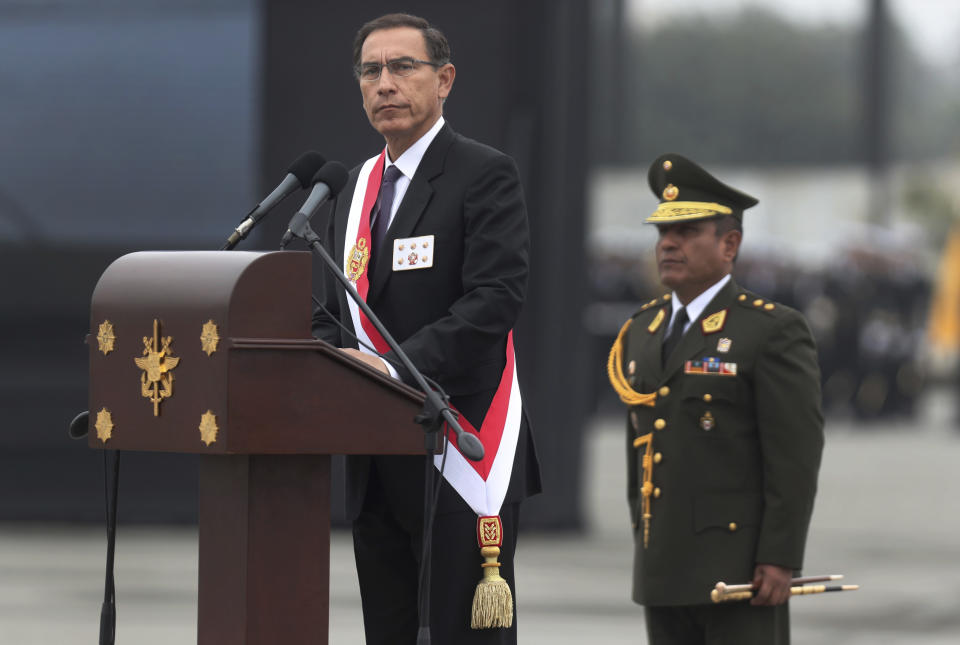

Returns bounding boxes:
[667,273,732,336]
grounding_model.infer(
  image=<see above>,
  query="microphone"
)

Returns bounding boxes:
[69,410,89,439]
[221,150,326,250]
[281,161,349,247]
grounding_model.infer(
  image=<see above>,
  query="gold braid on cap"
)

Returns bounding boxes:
[646,201,733,223]
[607,319,657,407]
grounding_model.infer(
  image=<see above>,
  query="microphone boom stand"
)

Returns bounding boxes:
[285,212,483,645]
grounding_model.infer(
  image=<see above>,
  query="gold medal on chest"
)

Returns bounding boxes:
[346,237,370,282]
[700,411,715,431]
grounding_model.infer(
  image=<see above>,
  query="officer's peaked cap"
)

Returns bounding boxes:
[646,153,758,224]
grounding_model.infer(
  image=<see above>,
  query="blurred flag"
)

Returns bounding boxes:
[927,223,960,356]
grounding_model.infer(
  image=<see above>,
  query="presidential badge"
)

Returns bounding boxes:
[346,238,370,282]
[393,235,435,271]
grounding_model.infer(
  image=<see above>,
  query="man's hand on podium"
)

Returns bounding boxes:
[341,348,390,374]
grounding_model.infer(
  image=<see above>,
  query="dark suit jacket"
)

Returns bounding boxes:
[312,123,541,519]
[622,278,824,606]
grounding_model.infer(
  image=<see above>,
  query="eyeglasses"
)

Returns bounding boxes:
[355,57,443,82]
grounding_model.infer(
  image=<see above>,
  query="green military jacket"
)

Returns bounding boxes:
[621,277,824,606]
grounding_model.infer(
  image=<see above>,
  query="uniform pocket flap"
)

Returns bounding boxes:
[693,492,762,534]
[682,376,737,403]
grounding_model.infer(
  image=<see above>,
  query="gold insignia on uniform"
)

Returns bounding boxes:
[701,309,727,334]
[96,320,116,355]
[753,298,763,307]
[662,184,679,201]
[738,294,747,301]
[700,411,715,431]
[662,160,673,171]
[346,238,370,282]
[717,337,732,353]
[663,293,671,300]
[134,319,180,417]
[200,320,220,356]
[95,407,114,443]
[764,303,775,311]
[199,410,218,446]
[648,308,666,334]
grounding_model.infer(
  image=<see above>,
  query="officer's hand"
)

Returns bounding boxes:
[750,563,792,606]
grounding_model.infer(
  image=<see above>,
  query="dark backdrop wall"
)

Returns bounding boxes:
[0,0,590,530]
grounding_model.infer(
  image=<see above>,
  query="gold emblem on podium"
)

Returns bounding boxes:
[200,320,220,356]
[95,408,114,443]
[97,320,116,355]
[134,319,180,416]
[199,410,218,446]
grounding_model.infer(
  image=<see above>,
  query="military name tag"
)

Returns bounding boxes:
[393,235,435,271]
[684,357,737,376]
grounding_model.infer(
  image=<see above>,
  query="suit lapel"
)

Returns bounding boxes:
[661,279,738,379]
[368,124,454,303]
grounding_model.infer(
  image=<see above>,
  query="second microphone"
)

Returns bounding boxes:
[281,161,350,248]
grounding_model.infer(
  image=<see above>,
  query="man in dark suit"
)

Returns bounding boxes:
[607,154,824,644]
[311,13,540,645]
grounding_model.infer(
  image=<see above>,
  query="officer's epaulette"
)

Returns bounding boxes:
[735,290,781,315]
[633,293,672,318]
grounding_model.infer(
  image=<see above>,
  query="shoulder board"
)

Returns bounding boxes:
[635,293,672,315]
[735,291,780,315]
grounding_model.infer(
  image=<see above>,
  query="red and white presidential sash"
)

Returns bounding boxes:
[342,150,522,518]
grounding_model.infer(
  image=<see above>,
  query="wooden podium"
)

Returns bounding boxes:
[86,250,427,644]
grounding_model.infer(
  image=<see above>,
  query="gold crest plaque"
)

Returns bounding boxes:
[95,408,114,443]
[200,320,220,356]
[97,320,116,355]
[134,319,180,416]
[346,238,370,282]
[199,410,218,446]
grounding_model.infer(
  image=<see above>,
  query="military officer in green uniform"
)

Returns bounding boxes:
[607,154,824,644]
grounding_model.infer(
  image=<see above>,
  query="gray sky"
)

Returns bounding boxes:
[630,0,960,67]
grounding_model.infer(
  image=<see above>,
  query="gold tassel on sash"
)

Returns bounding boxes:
[471,515,513,629]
